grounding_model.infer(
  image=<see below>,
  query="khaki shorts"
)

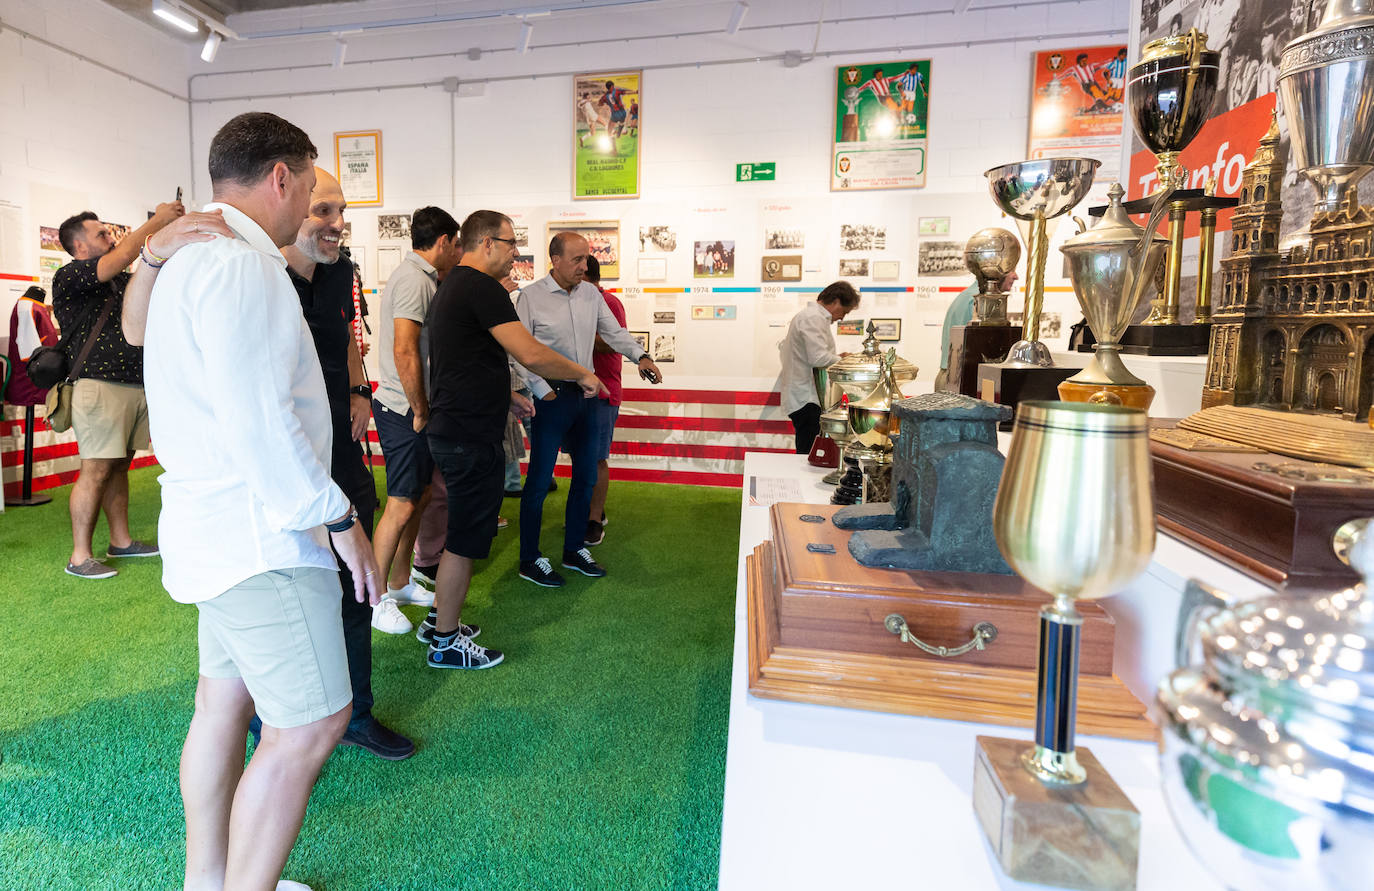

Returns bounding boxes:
[196,567,351,730]
[72,378,150,460]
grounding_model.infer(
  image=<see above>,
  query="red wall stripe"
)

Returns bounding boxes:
[615,415,793,434]
[621,387,780,406]
[610,441,791,461]
[1,441,79,467]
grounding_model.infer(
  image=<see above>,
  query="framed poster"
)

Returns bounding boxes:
[546,220,620,279]
[832,60,930,191]
[1027,46,1127,182]
[871,318,902,341]
[334,130,383,207]
[574,70,641,199]
[761,255,803,282]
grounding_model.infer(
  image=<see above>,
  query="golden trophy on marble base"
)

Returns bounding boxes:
[974,401,1156,891]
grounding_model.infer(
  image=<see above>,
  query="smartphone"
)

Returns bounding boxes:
[176,186,183,202]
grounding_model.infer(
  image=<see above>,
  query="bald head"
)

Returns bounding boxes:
[549,231,590,290]
[293,165,347,265]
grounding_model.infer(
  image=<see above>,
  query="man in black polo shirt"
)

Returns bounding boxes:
[53,201,184,579]
[419,209,604,669]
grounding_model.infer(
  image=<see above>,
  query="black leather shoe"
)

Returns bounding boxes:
[340,720,416,761]
[504,487,523,498]
[562,547,606,578]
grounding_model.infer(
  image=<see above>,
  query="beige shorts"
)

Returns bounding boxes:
[196,567,351,730]
[72,378,150,460]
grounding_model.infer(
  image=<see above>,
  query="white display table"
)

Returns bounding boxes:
[718,452,1270,890]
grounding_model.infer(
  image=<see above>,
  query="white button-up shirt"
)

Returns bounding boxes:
[514,273,646,398]
[144,202,349,604]
[778,300,840,415]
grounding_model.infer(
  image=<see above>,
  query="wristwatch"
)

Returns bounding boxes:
[325,506,358,534]
[350,384,372,399]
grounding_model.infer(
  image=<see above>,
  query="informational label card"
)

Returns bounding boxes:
[831,60,930,191]
[574,70,641,199]
[334,130,382,207]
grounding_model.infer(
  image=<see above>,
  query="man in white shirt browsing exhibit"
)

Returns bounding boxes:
[514,232,663,588]
[778,281,861,453]
[133,112,382,890]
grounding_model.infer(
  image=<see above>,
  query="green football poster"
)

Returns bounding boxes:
[574,70,641,199]
[831,60,930,191]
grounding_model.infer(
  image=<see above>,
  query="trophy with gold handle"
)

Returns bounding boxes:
[974,401,1156,887]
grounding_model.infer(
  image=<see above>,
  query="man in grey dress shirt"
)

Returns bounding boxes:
[514,232,663,587]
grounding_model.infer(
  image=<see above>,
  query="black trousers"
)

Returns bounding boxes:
[788,403,821,455]
[335,446,380,733]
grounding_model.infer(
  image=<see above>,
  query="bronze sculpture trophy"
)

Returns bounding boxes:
[1118,28,1227,355]
[941,228,1023,397]
[974,402,1156,890]
[978,158,1099,420]
[1058,183,1170,410]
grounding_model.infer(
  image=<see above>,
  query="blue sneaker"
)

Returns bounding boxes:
[428,632,504,670]
[415,616,480,644]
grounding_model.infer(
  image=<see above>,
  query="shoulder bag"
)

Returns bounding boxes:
[43,293,118,433]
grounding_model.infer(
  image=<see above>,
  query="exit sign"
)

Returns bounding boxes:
[736,162,776,181]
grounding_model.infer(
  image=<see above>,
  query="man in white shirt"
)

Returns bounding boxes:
[132,111,381,891]
[779,281,860,453]
[513,232,662,587]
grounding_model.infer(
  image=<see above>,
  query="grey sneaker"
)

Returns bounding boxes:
[107,540,159,558]
[66,559,118,580]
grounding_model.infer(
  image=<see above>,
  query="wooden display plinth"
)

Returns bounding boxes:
[1151,423,1373,587]
[946,325,1021,398]
[745,502,1154,741]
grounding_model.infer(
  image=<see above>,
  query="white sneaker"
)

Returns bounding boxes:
[371,596,414,634]
[388,581,435,607]
[277,883,312,891]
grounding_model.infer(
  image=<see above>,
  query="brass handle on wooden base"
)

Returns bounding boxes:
[883,614,998,658]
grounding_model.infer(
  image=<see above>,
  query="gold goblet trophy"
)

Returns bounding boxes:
[973,401,1156,889]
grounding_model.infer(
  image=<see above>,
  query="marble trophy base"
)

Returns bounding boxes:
[973,736,1140,891]
[945,324,1022,397]
[977,363,1078,430]
[1119,322,1210,356]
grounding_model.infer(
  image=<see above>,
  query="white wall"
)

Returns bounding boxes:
[187,0,1129,389]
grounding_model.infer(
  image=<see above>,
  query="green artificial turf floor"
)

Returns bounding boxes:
[0,467,740,890]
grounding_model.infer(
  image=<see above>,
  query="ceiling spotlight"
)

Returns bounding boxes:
[151,0,199,34]
[200,31,222,63]
[516,20,533,54]
[727,1,749,35]
[333,38,348,69]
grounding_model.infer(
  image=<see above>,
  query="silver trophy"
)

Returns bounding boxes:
[1279,0,1374,217]
[1158,519,1374,891]
[984,158,1099,367]
[962,227,1020,326]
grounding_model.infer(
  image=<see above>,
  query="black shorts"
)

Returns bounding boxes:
[428,436,504,560]
[373,399,434,500]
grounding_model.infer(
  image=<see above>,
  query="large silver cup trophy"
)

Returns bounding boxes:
[1279,0,1374,217]
[984,158,1099,367]
[1159,520,1374,891]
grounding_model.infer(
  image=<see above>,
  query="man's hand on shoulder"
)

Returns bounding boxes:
[147,210,231,261]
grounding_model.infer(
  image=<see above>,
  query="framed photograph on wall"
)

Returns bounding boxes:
[574,70,641,199]
[872,260,901,281]
[547,220,620,279]
[836,319,865,336]
[628,331,650,356]
[511,254,535,284]
[761,255,803,282]
[871,318,902,341]
[694,241,735,278]
[832,60,930,191]
[334,130,383,207]
[638,257,668,281]
[376,246,402,284]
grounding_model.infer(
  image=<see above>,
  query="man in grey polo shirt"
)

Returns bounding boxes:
[513,231,663,587]
[371,207,462,633]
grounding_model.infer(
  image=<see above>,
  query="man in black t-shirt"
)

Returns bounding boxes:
[419,210,604,670]
[52,202,183,579]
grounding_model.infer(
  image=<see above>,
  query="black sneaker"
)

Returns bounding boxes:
[562,548,606,577]
[340,720,416,760]
[428,632,504,670]
[585,520,605,547]
[415,615,480,644]
[504,487,523,498]
[519,557,566,588]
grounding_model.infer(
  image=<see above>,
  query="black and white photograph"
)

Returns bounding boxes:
[918,240,965,276]
[839,223,886,251]
[761,255,803,282]
[838,258,869,277]
[653,333,676,362]
[765,228,805,250]
[639,225,677,252]
[871,318,902,341]
[513,225,529,247]
[628,331,650,355]
[653,311,675,324]
[1041,312,1063,340]
[377,213,411,241]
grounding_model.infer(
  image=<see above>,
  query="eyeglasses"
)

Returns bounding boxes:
[490,236,518,247]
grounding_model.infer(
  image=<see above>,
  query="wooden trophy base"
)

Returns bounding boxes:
[745,503,1154,740]
[973,736,1140,891]
[977,363,1079,430]
[1057,379,1155,411]
[1150,420,1374,587]
[946,324,1021,398]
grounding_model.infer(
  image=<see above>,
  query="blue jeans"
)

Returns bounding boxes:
[520,386,599,562]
